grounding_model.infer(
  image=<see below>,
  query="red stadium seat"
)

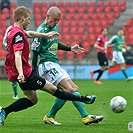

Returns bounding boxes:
[58,50,65,60]
[62,27,69,34]
[49,2,56,7]
[119,1,126,11]
[105,1,112,7]
[66,52,75,59]
[34,6,41,14]
[77,27,84,35]
[82,35,89,42]
[70,27,77,34]
[41,2,47,7]
[98,1,104,7]
[112,1,119,7]
[34,13,42,20]
[57,2,64,8]
[88,27,94,33]
[65,2,72,7]
[2,8,10,18]
[76,53,84,59]
[82,42,90,53]
[95,6,104,13]
[10,2,16,8]
[87,6,95,13]
[104,6,112,13]
[81,2,88,7]
[33,2,40,8]
[112,6,120,13]
[89,2,96,7]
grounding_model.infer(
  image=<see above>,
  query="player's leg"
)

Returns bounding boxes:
[64,79,103,125]
[40,63,97,125]
[94,53,108,84]
[12,81,18,99]
[0,90,37,126]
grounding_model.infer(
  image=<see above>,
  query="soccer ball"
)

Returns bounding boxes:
[110,96,127,113]
[122,48,126,53]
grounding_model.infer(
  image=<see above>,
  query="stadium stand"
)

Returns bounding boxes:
[33,1,126,60]
[0,1,129,61]
[0,2,16,60]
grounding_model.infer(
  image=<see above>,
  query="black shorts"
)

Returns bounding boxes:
[18,70,46,91]
[97,52,108,66]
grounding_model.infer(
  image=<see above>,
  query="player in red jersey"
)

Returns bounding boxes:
[90,28,109,84]
[0,6,95,126]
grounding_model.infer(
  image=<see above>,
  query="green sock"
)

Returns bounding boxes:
[121,68,128,79]
[72,90,88,118]
[47,98,66,118]
[12,81,18,96]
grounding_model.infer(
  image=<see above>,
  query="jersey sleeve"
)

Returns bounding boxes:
[31,27,43,52]
[107,36,116,45]
[12,32,24,52]
[95,37,102,45]
[31,38,42,52]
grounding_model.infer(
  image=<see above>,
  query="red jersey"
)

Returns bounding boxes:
[95,35,107,54]
[4,26,32,82]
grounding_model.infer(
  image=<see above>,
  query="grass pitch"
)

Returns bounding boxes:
[0,79,132,133]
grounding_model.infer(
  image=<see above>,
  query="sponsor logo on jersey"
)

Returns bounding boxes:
[48,43,58,55]
[15,35,23,43]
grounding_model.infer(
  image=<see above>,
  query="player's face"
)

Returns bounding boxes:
[102,29,108,36]
[118,29,124,36]
[47,13,61,28]
[23,14,31,30]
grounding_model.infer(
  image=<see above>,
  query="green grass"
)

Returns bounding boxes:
[0,79,132,133]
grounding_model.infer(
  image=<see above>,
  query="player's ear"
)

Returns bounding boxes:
[46,14,50,18]
[21,16,25,21]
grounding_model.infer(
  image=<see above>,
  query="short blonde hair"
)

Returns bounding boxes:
[13,6,31,22]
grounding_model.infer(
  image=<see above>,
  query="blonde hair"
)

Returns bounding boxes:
[13,6,31,22]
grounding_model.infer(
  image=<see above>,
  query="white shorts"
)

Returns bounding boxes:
[112,51,125,64]
[38,62,70,86]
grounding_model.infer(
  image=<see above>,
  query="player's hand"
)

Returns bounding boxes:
[71,44,85,54]
[44,31,59,38]
[17,74,26,83]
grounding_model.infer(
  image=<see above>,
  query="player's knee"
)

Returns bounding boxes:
[29,97,38,105]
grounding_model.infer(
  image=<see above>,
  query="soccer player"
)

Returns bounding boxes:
[3,26,19,99]
[32,6,103,125]
[90,28,109,84]
[105,28,133,81]
[0,6,95,126]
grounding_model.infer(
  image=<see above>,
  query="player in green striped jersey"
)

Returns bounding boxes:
[105,28,133,81]
[32,6,103,125]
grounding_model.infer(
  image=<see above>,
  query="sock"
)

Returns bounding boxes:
[12,81,18,96]
[47,98,66,118]
[121,68,128,79]
[94,69,101,74]
[72,90,88,118]
[96,70,104,81]
[4,98,34,117]
[53,89,83,101]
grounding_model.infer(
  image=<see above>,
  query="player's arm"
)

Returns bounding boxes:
[94,43,105,51]
[58,42,84,54]
[32,51,39,72]
[105,36,115,49]
[94,37,105,51]
[26,31,59,38]
[58,42,71,51]
[14,50,25,83]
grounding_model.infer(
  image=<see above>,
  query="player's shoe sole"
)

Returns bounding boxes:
[94,80,102,84]
[43,115,61,125]
[82,115,103,125]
